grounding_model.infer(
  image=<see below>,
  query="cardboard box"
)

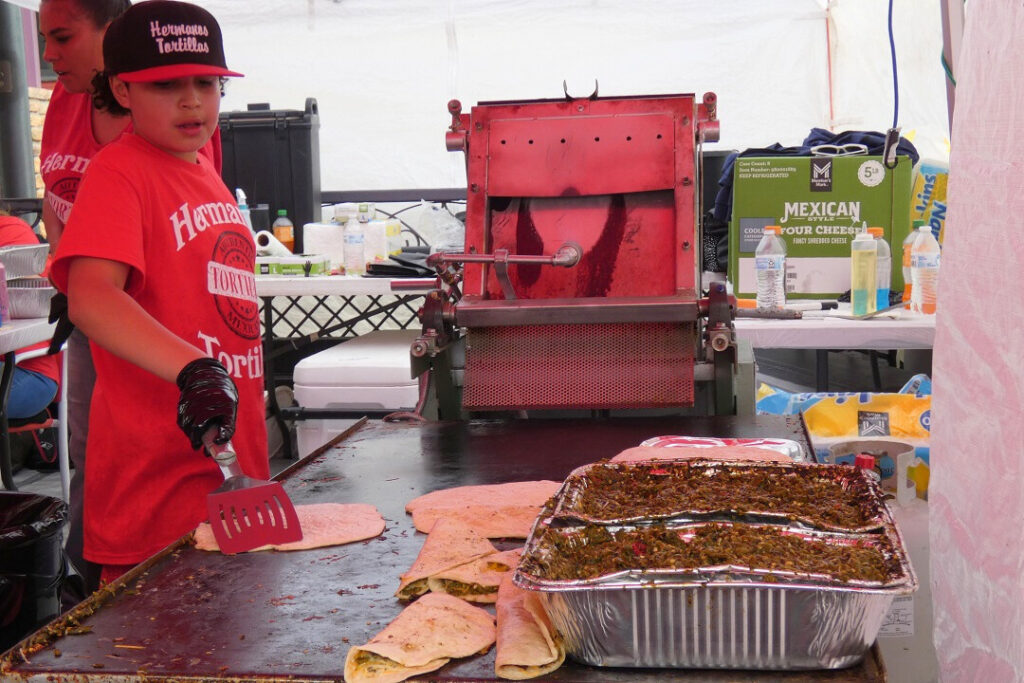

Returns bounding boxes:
[256,254,331,276]
[729,155,912,299]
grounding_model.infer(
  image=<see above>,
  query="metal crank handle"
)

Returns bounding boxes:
[202,427,244,480]
[427,242,583,268]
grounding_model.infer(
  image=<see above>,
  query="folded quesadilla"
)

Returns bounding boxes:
[344,592,496,683]
[396,517,497,600]
[495,574,565,679]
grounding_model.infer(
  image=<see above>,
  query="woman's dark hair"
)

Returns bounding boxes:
[42,0,132,29]
[91,73,229,116]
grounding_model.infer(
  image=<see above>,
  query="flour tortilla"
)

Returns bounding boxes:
[396,517,498,600]
[609,445,790,464]
[411,505,544,539]
[427,548,523,604]
[406,481,560,514]
[406,481,559,538]
[194,503,385,552]
[495,574,565,679]
[344,592,496,683]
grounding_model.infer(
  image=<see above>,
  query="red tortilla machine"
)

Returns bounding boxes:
[412,90,748,418]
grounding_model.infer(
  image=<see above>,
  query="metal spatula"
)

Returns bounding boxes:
[203,431,303,554]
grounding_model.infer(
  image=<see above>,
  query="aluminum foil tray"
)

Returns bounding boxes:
[7,276,56,319]
[514,522,917,670]
[547,460,889,533]
[0,243,49,279]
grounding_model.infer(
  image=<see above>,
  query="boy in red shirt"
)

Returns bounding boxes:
[50,0,267,583]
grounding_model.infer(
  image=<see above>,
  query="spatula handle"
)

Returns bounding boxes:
[202,428,244,480]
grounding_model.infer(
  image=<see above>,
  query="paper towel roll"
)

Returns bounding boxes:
[302,222,345,269]
[255,230,291,257]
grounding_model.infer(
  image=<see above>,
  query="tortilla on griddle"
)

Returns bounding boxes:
[193,503,385,553]
[427,548,523,603]
[609,445,790,464]
[403,481,561,540]
[495,574,565,679]
[405,481,560,539]
[396,517,498,600]
[344,592,496,683]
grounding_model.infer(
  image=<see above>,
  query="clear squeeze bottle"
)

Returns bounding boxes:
[868,227,891,311]
[850,230,877,316]
[272,209,295,253]
[910,224,941,314]
[754,225,786,310]
[902,220,924,308]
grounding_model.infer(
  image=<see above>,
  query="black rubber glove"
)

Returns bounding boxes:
[176,358,238,450]
[47,292,75,354]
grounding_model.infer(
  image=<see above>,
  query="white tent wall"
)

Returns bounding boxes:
[181,0,949,193]
[930,1,1024,680]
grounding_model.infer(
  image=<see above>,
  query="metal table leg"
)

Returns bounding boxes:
[816,349,829,392]
[1,351,19,490]
[262,297,293,460]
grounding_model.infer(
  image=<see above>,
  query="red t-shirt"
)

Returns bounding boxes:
[41,83,222,226]
[0,215,60,386]
[51,133,266,565]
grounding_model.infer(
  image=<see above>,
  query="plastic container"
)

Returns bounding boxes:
[901,220,924,308]
[364,220,389,264]
[0,492,69,652]
[218,99,321,253]
[850,230,877,316]
[754,225,786,310]
[343,217,366,276]
[272,209,295,253]
[868,227,891,310]
[385,219,403,256]
[910,224,940,315]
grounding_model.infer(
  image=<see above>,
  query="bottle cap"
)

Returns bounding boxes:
[867,227,884,238]
[912,219,926,229]
[764,225,781,234]
[854,453,876,470]
[277,209,288,217]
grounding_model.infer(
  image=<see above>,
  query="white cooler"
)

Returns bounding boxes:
[292,329,420,457]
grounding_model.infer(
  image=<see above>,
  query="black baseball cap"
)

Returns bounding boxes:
[104,0,243,83]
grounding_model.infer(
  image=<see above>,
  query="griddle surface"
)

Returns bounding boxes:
[3,416,883,682]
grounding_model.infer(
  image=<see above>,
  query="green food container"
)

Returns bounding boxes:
[728,155,912,299]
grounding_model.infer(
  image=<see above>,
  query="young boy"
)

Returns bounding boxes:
[50,0,267,582]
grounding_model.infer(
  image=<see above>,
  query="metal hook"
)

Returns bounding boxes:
[562,79,600,100]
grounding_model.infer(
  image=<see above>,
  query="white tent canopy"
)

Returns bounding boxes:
[186,0,948,193]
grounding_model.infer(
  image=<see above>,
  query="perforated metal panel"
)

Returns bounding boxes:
[462,322,695,411]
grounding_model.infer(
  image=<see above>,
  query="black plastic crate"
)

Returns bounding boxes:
[219,98,321,252]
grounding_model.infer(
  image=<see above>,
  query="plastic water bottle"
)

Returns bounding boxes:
[910,224,941,314]
[902,220,925,309]
[754,225,786,310]
[343,216,366,276]
[850,230,877,316]
[272,209,295,253]
[868,227,891,311]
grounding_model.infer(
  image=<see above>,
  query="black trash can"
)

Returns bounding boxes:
[0,492,68,652]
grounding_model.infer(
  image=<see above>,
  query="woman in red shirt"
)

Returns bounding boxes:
[0,212,60,418]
